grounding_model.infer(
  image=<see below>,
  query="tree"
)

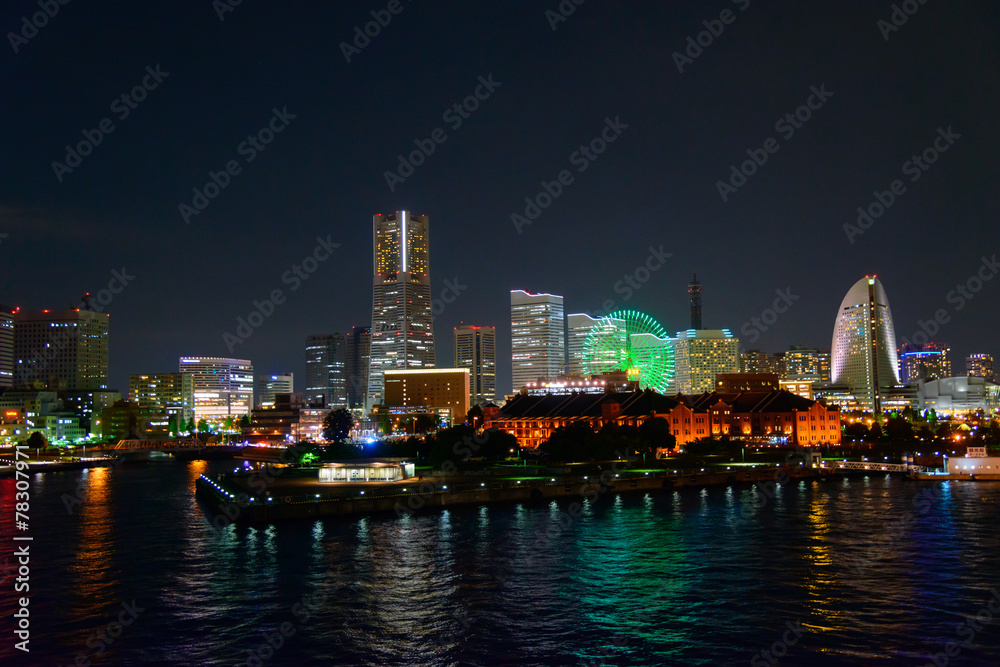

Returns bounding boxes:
[323,408,354,444]
[639,417,675,457]
[414,413,438,433]
[240,414,250,428]
[197,418,209,433]
[885,416,914,443]
[540,423,600,462]
[867,421,883,440]
[185,418,196,433]
[844,422,868,441]
[26,431,48,450]
[168,415,179,438]
[466,404,484,428]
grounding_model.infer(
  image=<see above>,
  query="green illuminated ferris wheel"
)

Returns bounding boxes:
[581,309,674,393]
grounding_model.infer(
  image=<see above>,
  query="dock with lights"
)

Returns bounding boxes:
[195,462,830,522]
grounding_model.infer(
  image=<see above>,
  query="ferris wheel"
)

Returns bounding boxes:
[581,309,673,393]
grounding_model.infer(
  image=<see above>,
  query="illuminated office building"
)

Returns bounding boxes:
[178,357,253,425]
[830,276,899,412]
[899,342,951,383]
[511,290,564,392]
[966,354,994,382]
[14,308,109,390]
[454,325,496,405]
[306,333,346,408]
[672,329,740,394]
[0,305,13,389]
[368,211,435,411]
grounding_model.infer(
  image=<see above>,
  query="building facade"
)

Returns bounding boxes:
[741,349,786,378]
[784,346,831,383]
[919,376,1000,416]
[899,342,951,383]
[966,354,994,382]
[14,308,109,390]
[256,373,294,408]
[454,325,496,405]
[672,329,740,394]
[830,276,900,412]
[306,334,346,408]
[0,305,14,389]
[178,357,253,425]
[129,373,194,427]
[488,389,840,450]
[345,325,371,410]
[368,211,436,411]
[383,368,470,427]
[716,373,780,393]
[511,290,565,392]
[568,313,627,377]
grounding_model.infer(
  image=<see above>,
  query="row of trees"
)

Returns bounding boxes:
[538,418,676,462]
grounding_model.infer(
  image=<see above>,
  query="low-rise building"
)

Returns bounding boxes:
[488,389,841,450]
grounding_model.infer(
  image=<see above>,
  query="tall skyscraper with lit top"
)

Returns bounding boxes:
[368,211,435,411]
[831,276,899,412]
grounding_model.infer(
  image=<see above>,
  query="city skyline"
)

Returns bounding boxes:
[2,2,998,403]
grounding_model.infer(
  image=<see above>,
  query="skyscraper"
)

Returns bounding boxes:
[899,342,951,383]
[830,276,900,412]
[454,325,496,405]
[345,326,371,410]
[688,273,702,329]
[567,313,628,376]
[14,308,109,390]
[784,346,832,383]
[305,334,346,408]
[368,211,435,410]
[178,357,253,424]
[257,373,294,407]
[0,305,14,389]
[672,329,740,394]
[511,290,565,392]
[966,354,995,382]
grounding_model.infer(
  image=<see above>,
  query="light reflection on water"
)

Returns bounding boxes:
[0,463,999,665]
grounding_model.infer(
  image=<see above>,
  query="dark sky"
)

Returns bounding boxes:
[3,0,999,395]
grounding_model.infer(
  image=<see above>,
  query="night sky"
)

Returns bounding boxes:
[3,0,999,395]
